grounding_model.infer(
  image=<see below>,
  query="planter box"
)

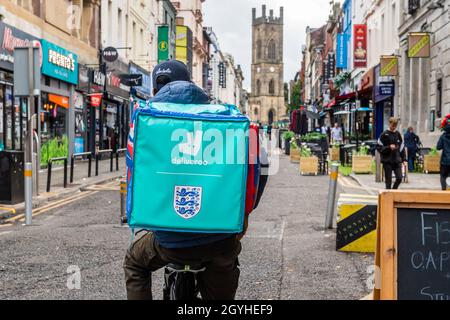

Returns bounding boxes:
[424,155,440,174]
[290,148,301,163]
[352,155,373,174]
[330,147,340,162]
[300,156,319,175]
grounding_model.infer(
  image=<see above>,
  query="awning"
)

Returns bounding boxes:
[335,92,356,101]
[356,107,373,112]
[326,99,336,108]
[334,111,351,115]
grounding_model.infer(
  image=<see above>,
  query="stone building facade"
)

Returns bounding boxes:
[398,0,450,147]
[249,5,285,125]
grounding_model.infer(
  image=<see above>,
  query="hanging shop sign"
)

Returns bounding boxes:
[176,25,193,74]
[90,93,102,107]
[102,47,119,63]
[336,33,348,69]
[158,26,170,63]
[128,62,150,99]
[353,25,367,68]
[380,56,399,77]
[40,39,78,85]
[0,22,41,71]
[379,81,395,96]
[408,33,431,58]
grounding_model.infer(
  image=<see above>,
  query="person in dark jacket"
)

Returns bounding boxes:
[437,115,450,190]
[123,60,263,300]
[404,126,421,172]
[377,117,407,190]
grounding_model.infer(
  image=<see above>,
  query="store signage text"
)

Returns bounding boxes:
[0,23,41,70]
[48,49,76,71]
[41,40,78,85]
[92,70,106,86]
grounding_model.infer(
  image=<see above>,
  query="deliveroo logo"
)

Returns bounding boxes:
[179,130,203,157]
[171,121,247,166]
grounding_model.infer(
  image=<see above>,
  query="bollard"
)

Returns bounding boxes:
[325,163,339,229]
[46,161,52,193]
[110,151,114,172]
[63,159,68,188]
[120,179,127,225]
[70,155,75,183]
[95,153,99,176]
[24,162,33,225]
[88,154,92,177]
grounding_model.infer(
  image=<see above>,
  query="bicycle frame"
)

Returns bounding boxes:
[163,264,206,300]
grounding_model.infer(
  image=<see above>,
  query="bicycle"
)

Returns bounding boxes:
[163,263,206,300]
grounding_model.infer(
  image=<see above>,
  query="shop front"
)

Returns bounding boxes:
[354,67,374,141]
[39,39,78,165]
[89,60,130,153]
[374,64,395,139]
[0,22,40,152]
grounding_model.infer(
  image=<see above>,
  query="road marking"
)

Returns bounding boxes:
[17,191,99,222]
[0,207,16,214]
[0,231,12,236]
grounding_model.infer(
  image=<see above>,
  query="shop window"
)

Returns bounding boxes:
[437,78,443,118]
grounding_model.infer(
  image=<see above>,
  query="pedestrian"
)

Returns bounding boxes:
[331,122,343,144]
[377,117,407,190]
[404,126,421,172]
[437,115,450,191]
[267,124,273,141]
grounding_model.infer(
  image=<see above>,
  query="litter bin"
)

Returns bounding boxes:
[0,151,25,204]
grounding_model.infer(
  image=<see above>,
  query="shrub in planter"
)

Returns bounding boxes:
[299,146,318,175]
[290,140,301,163]
[283,131,295,155]
[330,143,340,162]
[424,147,440,174]
[352,145,373,174]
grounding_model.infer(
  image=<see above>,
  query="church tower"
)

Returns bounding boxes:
[250,5,285,125]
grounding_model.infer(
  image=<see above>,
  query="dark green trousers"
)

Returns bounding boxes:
[123,231,241,300]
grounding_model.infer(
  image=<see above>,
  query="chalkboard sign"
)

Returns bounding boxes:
[374,191,450,300]
[397,208,450,300]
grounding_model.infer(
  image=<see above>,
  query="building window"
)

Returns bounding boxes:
[437,78,443,118]
[256,80,261,96]
[268,40,276,60]
[254,108,258,116]
[269,79,275,95]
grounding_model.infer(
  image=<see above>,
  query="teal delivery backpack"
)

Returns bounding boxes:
[126,102,250,233]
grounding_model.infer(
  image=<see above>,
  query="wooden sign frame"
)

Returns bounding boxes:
[374,191,450,300]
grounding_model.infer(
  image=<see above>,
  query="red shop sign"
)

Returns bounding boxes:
[90,94,102,107]
[353,24,367,68]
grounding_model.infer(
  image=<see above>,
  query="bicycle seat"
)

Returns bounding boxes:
[166,263,206,274]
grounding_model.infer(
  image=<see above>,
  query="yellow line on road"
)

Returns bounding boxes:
[0,207,16,214]
[17,191,99,222]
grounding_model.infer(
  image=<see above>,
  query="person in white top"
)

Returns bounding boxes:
[331,122,343,144]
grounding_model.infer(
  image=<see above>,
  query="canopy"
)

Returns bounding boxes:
[334,111,351,115]
[356,107,373,112]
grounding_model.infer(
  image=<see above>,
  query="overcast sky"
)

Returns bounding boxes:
[203,0,332,90]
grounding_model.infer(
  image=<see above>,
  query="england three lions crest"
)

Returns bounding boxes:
[174,186,202,219]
